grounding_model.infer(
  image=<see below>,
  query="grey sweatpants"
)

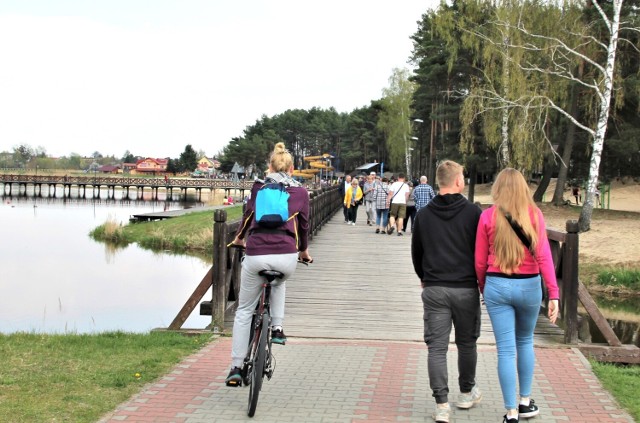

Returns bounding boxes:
[231,253,298,368]
[422,285,481,404]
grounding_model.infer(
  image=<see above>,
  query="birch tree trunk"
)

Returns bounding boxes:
[578,0,622,232]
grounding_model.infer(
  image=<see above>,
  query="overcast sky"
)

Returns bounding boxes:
[0,0,439,160]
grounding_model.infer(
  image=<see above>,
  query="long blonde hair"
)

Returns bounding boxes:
[270,142,293,173]
[491,168,539,274]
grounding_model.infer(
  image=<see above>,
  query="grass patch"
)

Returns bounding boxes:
[90,206,244,256]
[596,267,640,290]
[590,360,640,421]
[0,331,212,423]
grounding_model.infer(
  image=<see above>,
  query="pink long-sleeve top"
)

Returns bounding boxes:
[475,205,559,299]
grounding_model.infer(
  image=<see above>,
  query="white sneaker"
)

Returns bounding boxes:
[456,385,482,409]
[433,403,450,423]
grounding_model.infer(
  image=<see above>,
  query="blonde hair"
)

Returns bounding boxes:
[270,142,293,173]
[491,168,539,274]
[436,160,463,188]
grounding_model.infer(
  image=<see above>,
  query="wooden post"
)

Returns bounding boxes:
[563,220,579,344]
[212,209,228,331]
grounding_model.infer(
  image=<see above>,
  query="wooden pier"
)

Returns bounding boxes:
[0,174,254,201]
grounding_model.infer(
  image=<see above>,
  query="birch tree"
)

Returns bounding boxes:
[453,0,637,231]
[378,68,417,175]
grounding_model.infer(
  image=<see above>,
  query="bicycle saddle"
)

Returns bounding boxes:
[258,269,284,282]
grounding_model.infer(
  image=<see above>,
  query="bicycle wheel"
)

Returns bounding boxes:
[247,310,269,417]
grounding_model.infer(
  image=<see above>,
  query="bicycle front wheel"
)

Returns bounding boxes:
[247,310,269,417]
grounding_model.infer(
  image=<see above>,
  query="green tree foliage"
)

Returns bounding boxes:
[378,68,417,177]
[121,151,136,163]
[411,6,484,189]
[12,144,33,168]
[178,145,198,173]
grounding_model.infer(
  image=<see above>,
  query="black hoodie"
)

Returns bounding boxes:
[411,193,482,288]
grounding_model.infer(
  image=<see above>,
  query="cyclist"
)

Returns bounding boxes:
[225,142,313,386]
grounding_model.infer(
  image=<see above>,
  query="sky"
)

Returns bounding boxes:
[0,0,439,160]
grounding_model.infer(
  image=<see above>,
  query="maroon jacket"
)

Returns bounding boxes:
[236,181,310,256]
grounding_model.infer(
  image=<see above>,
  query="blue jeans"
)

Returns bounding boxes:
[484,275,542,410]
[375,208,389,228]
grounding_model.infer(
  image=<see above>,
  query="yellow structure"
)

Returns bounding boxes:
[293,153,334,180]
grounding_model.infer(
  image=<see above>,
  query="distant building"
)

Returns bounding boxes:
[97,164,121,174]
[133,158,168,175]
[196,156,221,174]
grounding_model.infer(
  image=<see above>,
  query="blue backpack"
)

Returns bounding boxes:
[254,182,293,228]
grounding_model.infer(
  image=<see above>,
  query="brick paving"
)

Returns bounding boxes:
[99,337,635,423]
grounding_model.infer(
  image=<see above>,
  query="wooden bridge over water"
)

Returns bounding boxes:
[167,185,638,363]
[0,174,254,201]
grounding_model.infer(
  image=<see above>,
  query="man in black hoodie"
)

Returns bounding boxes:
[411,160,482,423]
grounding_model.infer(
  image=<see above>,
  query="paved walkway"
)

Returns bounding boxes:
[100,337,633,422]
[100,208,635,423]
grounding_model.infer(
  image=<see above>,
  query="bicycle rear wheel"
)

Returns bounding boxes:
[247,310,269,417]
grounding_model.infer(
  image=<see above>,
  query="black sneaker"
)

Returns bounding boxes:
[397,232,403,236]
[387,226,394,235]
[272,328,287,345]
[503,415,518,422]
[519,399,539,418]
[225,367,242,387]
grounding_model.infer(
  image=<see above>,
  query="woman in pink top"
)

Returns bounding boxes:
[475,168,559,423]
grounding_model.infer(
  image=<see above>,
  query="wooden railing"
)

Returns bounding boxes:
[168,185,342,331]
[547,220,638,362]
[0,173,255,189]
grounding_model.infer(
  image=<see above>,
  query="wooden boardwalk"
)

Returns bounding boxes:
[279,208,564,346]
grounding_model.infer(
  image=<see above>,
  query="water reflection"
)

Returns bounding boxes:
[0,193,219,334]
[578,294,640,347]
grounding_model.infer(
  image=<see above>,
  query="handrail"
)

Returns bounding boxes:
[0,173,255,189]
[546,220,622,346]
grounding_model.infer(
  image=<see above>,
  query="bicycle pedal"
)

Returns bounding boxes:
[225,380,242,387]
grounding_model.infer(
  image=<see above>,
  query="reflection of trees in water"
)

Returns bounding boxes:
[577,314,640,347]
[610,319,640,346]
[103,240,126,264]
[574,292,640,347]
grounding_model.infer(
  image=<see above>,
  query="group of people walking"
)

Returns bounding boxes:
[411,160,559,423]
[225,141,560,423]
[339,172,436,236]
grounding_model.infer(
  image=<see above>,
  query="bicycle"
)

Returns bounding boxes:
[227,243,311,417]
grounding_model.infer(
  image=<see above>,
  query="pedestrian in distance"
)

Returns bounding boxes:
[474,168,560,423]
[412,175,436,213]
[373,176,390,233]
[339,175,352,223]
[363,172,377,226]
[402,181,416,234]
[386,173,411,236]
[225,142,313,386]
[411,160,483,423]
[344,178,364,225]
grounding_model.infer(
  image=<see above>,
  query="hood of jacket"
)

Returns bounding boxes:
[427,193,470,221]
[259,172,302,187]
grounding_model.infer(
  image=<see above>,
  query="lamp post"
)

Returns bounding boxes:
[412,119,424,179]
[410,137,419,181]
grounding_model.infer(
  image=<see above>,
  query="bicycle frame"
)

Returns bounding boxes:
[244,275,276,417]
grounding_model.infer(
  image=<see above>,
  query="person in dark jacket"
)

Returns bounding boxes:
[225,142,313,386]
[411,160,482,423]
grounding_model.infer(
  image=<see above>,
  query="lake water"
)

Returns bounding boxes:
[0,190,216,334]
